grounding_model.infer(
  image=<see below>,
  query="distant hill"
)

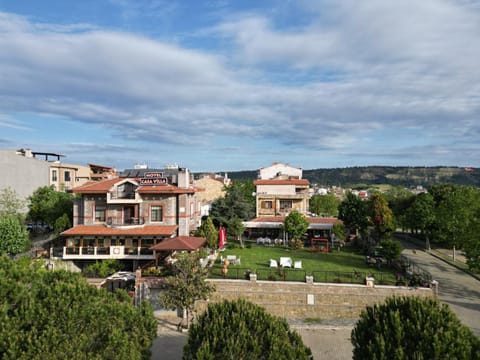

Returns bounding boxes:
[219,166,480,188]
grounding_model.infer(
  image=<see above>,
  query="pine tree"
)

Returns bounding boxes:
[351,296,480,360]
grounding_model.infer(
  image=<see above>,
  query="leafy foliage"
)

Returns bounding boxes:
[227,215,245,247]
[338,192,369,237]
[158,252,215,329]
[309,193,339,217]
[0,255,157,360]
[184,299,312,359]
[209,180,255,226]
[351,296,480,360]
[85,259,124,277]
[0,187,26,218]
[284,210,309,244]
[0,215,30,255]
[27,186,74,228]
[379,239,403,266]
[196,216,218,248]
[368,193,395,242]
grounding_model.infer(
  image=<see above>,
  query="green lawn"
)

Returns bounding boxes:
[208,244,397,284]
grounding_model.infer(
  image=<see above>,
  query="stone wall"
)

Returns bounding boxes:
[195,279,434,320]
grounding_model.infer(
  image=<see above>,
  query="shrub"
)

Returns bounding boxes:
[184,299,312,359]
[351,296,480,360]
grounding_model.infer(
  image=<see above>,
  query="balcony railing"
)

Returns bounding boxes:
[63,246,154,259]
[106,217,145,227]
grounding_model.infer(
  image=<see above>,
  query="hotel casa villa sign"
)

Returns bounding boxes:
[139,172,167,186]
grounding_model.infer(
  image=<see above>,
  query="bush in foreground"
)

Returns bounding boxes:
[0,256,157,360]
[351,296,480,360]
[184,299,312,359]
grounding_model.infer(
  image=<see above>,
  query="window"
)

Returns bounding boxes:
[64,171,71,182]
[262,200,273,209]
[52,170,57,182]
[151,205,163,222]
[279,200,293,210]
[95,205,106,222]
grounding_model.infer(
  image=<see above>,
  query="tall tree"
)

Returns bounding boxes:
[0,255,157,360]
[338,192,369,238]
[0,187,26,218]
[209,180,255,226]
[368,193,395,242]
[158,252,215,329]
[0,215,30,255]
[28,186,74,228]
[184,299,313,359]
[309,193,340,217]
[405,192,435,249]
[284,210,309,249]
[384,186,415,231]
[227,215,246,247]
[195,216,217,248]
[351,296,480,360]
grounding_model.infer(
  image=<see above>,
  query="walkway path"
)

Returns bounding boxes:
[397,237,480,337]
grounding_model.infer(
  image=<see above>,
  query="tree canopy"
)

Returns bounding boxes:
[338,192,369,237]
[284,210,309,249]
[158,252,215,329]
[368,193,395,242]
[27,186,74,229]
[351,296,480,360]
[0,256,157,360]
[0,215,30,255]
[309,193,339,217]
[209,180,255,227]
[195,216,217,248]
[184,299,312,359]
[0,187,26,218]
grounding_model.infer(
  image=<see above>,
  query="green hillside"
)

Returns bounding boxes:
[217,166,479,188]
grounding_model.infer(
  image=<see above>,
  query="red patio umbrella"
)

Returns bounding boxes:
[218,226,226,249]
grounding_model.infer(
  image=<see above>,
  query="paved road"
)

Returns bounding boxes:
[398,239,480,337]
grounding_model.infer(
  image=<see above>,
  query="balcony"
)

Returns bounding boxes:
[106,217,145,228]
[63,245,154,260]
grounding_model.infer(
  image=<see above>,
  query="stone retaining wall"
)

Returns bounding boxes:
[196,279,434,320]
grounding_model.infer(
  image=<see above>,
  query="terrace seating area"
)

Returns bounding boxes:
[256,237,284,245]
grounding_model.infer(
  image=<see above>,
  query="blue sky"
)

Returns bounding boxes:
[0,0,479,172]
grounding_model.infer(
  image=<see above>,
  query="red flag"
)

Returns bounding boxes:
[218,227,226,248]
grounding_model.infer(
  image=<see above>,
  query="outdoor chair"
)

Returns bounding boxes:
[294,260,302,269]
[280,257,292,268]
[269,259,278,268]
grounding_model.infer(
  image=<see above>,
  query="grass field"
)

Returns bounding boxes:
[208,244,397,284]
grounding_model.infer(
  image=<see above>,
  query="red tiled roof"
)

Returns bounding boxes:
[71,177,196,194]
[60,225,178,236]
[150,236,206,251]
[254,179,309,186]
[72,177,123,193]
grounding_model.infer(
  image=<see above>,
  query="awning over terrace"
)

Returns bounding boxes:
[149,236,206,251]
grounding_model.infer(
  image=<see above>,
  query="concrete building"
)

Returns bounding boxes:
[0,149,51,203]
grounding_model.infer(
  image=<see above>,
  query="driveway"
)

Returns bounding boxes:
[397,238,480,337]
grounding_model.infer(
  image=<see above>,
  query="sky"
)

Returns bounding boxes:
[0,0,479,173]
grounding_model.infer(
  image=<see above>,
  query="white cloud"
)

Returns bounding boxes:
[0,2,479,170]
